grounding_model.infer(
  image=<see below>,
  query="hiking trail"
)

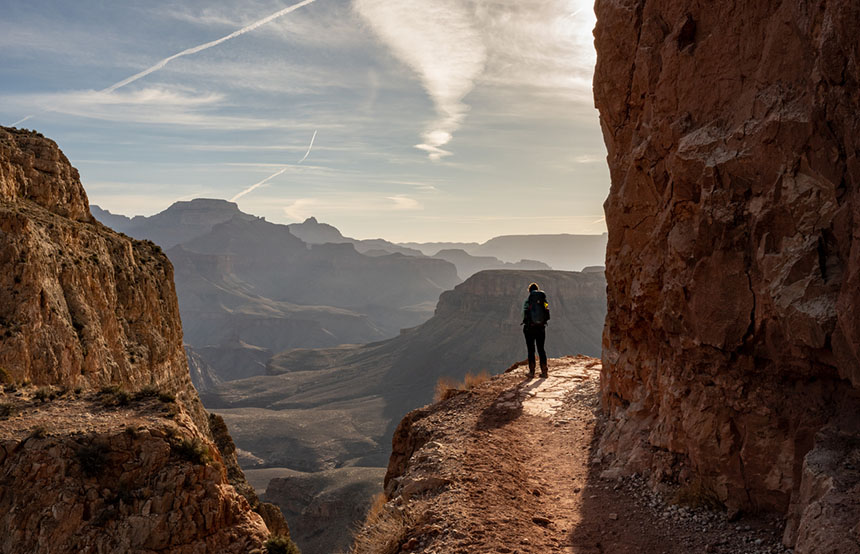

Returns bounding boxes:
[365,356,791,554]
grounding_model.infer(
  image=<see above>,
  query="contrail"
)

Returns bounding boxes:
[103,0,320,94]
[9,0,319,126]
[297,130,317,163]
[230,167,289,202]
[230,130,318,202]
[11,115,34,127]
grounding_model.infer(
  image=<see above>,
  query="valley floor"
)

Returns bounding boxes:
[359,356,792,554]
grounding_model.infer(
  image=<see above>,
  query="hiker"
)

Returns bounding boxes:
[522,282,550,378]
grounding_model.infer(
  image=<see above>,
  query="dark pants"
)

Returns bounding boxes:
[523,324,547,369]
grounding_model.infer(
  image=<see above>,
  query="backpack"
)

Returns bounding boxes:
[527,291,548,326]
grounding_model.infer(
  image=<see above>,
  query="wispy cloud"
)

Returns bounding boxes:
[385,195,422,210]
[282,194,423,220]
[102,0,321,94]
[8,0,321,126]
[354,0,487,160]
[1,86,336,130]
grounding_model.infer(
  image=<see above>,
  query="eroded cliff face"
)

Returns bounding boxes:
[0,128,187,391]
[593,0,859,549]
[0,127,288,552]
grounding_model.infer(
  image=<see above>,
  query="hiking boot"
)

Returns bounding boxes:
[540,362,548,378]
[526,370,535,379]
[527,360,536,378]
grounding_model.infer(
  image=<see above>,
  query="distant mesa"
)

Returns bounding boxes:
[92,202,461,382]
[201,268,607,471]
[431,248,551,279]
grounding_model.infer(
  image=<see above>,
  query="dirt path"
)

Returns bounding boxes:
[372,356,791,554]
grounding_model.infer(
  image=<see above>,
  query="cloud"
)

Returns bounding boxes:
[1,86,329,130]
[354,0,487,160]
[102,0,321,94]
[385,195,422,210]
[282,194,423,220]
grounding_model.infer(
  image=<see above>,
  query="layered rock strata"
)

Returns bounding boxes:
[593,0,860,549]
[0,127,289,552]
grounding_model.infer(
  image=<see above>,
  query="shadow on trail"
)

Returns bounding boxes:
[475,376,545,431]
[564,410,690,553]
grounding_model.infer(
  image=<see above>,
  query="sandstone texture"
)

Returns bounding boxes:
[0,127,290,552]
[0,128,185,391]
[593,1,860,550]
[0,389,269,553]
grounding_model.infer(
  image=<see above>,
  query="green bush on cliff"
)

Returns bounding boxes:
[171,436,210,465]
[264,535,301,554]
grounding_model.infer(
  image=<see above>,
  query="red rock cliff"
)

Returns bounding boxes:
[593,1,859,550]
[0,127,290,552]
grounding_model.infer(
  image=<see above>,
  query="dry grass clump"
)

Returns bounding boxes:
[351,493,415,554]
[433,371,491,402]
[99,384,132,406]
[133,385,176,403]
[0,402,16,419]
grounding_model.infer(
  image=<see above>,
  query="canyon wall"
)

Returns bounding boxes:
[0,127,290,552]
[593,1,859,549]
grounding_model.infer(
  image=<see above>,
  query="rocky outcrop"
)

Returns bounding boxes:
[0,127,291,552]
[264,467,385,554]
[0,389,268,553]
[593,0,860,549]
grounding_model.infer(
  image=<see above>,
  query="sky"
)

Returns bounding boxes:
[0,0,609,243]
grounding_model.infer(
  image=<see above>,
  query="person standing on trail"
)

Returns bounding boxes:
[522,282,550,378]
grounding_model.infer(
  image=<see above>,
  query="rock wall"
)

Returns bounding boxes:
[0,126,291,552]
[593,0,860,548]
[0,128,186,391]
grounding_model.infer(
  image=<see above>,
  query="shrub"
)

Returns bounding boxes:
[351,495,414,554]
[34,387,53,402]
[433,377,461,403]
[433,371,491,403]
[264,535,301,554]
[463,370,490,389]
[99,385,131,406]
[0,367,12,384]
[30,425,48,439]
[133,385,161,400]
[0,403,15,419]
[158,390,176,403]
[3,383,18,393]
[171,437,210,465]
[76,442,108,477]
